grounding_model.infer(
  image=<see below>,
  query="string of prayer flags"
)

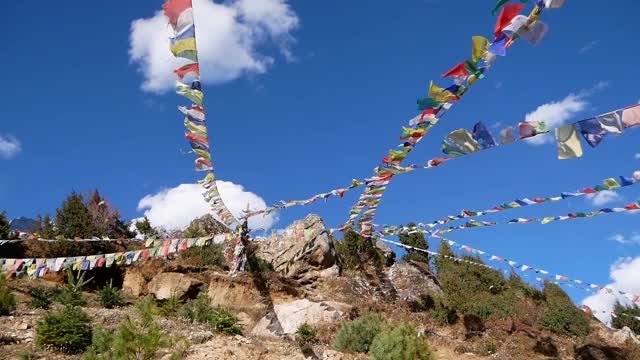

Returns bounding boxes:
[0,235,224,279]
[376,234,640,305]
[372,169,638,232]
[427,234,640,304]
[246,101,637,221]
[494,3,527,38]
[164,0,238,227]
[492,0,528,16]
[345,2,551,237]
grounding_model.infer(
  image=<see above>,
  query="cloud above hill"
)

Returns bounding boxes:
[137,181,277,230]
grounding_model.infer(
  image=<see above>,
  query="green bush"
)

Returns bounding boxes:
[336,230,386,270]
[0,276,17,316]
[158,295,182,317]
[246,253,274,273]
[611,302,640,334]
[83,303,172,360]
[180,293,242,335]
[334,313,386,353]
[369,322,434,360]
[57,269,93,306]
[210,308,243,335]
[97,280,126,309]
[178,244,226,268]
[36,306,93,354]
[296,323,317,344]
[416,293,457,325]
[29,286,56,309]
[538,283,590,337]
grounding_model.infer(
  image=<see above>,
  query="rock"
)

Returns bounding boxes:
[123,267,147,297]
[252,299,351,337]
[147,272,204,300]
[385,261,442,303]
[254,215,340,283]
[16,322,29,330]
[322,350,347,360]
[610,326,639,345]
[375,239,396,266]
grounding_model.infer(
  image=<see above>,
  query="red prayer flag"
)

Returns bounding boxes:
[625,204,640,210]
[174,63,199,79]
[583,188,596,194]
[163,0,193,27]
[441,63,470,78]
[494,3,526,38]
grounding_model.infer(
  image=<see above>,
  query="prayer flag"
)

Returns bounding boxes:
[163,0,193,27]
[174,63,199,79]
[429,81,458,102]
[472,122,497,149]
[555,124,584,160]
[544,0,565,8]
[577,118,606,148]
[442,63,470,78]
[595,111,624,135]
[494,3,526,38]
[488,35,508,56]
[499,126,516,144]
[472,36,491,63]
[443,129,481,157]
[622,105,640,128]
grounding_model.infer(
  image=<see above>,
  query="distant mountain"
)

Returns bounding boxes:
[10,216,38,232]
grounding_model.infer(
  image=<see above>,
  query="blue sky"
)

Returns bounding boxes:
[1,0,639,316]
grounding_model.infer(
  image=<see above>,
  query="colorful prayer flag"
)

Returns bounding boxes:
[555,124,584,160]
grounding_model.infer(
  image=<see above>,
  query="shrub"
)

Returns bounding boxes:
[158,295,182,318]
[83,304,173,360]
[210,308,243,335]
[538,283,590,337]
[334,313,386,353]
[36,306,93,354]
[0,276,17,316]
[416,293,457,325]
[246,253,273,273]
[29,285,57,309]
[297,323,317,344]
[57,269,93,306]
[369,322,434,360]
[611,301,640,334]
[336,230,386,270]
[178,244,226,268]
[97,280,125,309]
[180,293,242,335]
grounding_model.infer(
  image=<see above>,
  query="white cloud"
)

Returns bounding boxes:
[524,82,609,145]
[586,190,622,207]
[0,134,21,159]
[137,181,278,231]
[129,0,299,93]
[578,40,598,55]
[608,232,640,245]
[583,256,640,325]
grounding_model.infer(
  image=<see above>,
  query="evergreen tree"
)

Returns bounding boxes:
[0,211,11,239]
[40,214,56,239]
[55,191,95,239]
[611,301,640,334]
[109,210,136,239]
[135,216,158,240]
[398,223,429,263]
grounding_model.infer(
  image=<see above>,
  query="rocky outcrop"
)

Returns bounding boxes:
[251,299,351,337]
[385,261,442,302]
[375,239,396,266]
[254,215,340,284]
[148,272,204,300]
[122,268,146,297]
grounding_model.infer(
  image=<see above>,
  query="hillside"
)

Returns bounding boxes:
[0,214,638,360]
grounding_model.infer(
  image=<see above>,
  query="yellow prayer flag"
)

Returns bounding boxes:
[541,217,555,224]
[555,124,584,160]
[471,36,490,63]
[170,38,197,56]
[603,178,621,189]
[429,81,455,102]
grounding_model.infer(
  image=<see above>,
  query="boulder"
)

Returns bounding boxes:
[375,239,396,266]
[147,272,204,300]
[254,215,340,283]
[610,326,639,345]
[385,261,442,302]
[251,299,351,337]
[122,268,146,297]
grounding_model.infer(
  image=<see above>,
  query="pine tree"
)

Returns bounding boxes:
[611,302,640,334]
[39,214,57,239]
[135,216,158,240]
[398,223,429,263]
[0,211,11,239]
[55,191,95,239]
[109,210,136,239]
